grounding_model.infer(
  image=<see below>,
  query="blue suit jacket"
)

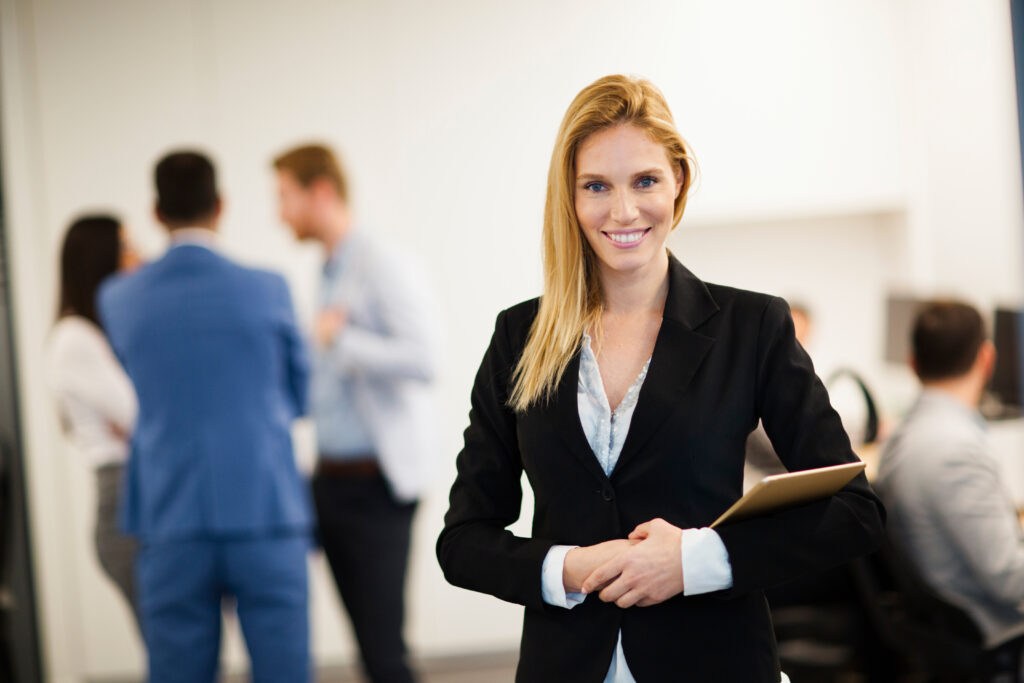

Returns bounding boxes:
[98,243,312,541]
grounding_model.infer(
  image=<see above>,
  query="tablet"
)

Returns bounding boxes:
[710,461,867,528]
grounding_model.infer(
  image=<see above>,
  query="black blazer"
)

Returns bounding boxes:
[437,255,885,682]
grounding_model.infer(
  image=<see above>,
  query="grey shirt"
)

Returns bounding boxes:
[877,389,1024,643]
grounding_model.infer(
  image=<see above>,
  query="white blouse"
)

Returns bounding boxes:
[47,316,137,467]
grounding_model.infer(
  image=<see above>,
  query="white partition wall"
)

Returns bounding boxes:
[1,1,1021,680]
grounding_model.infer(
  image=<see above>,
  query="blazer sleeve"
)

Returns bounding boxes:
[274,275,310,419]
[436,309,555,610]
[715,296,886,595]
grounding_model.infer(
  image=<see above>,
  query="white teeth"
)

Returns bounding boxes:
[608,231,645,244]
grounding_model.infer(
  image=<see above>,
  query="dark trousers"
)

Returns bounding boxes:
[312,464,418,683]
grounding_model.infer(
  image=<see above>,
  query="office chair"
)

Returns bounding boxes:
[849,539,1024,683]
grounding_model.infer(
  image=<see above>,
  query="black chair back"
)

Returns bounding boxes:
[850,539,1023,682]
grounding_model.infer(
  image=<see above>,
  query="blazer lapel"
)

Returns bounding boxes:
[553,350,614,486]
[613,255,719,476]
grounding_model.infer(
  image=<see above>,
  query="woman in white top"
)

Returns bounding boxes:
[47,214,141,627]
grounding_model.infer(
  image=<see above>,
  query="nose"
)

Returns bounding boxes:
[610,190,640,225]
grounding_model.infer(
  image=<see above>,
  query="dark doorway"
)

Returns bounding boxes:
[0,83,44,682]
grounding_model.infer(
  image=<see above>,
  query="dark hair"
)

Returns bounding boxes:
[273,144,348,202]
[912,300,986,381]
[154,150,218,225]
[57,215,122,326]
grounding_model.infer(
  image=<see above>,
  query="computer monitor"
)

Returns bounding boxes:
[990,307,1023,408]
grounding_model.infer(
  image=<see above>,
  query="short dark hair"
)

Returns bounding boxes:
[273,144,348,202]
[58,214,122,326]
[912,300,986,381]
[154,150,218,225]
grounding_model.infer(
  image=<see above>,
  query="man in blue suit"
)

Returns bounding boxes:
[99,151,312,683]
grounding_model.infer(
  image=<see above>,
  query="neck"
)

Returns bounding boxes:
[168,221,216,233]
[598,249,670,315]
[922,376,984,410]
[320,204,352,254]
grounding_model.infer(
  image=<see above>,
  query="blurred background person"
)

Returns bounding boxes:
[46,214,142,630]
[274,143,441,683]
[99,151,313,683]
[877,300,1024,644]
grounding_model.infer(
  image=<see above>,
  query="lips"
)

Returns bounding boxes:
[603,228,651,248]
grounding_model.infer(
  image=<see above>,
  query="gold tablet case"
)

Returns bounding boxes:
[711,461,867,528]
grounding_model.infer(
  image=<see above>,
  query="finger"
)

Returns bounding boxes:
[584,574,616,593]
[597,576,631,604]
[582,556,625,594]
[615,588,646,609]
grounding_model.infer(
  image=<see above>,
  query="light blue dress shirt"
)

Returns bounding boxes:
[313,235,376,459]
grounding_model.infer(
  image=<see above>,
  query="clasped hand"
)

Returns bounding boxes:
[563,518,684,609]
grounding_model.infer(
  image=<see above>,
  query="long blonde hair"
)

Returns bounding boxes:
[509,74,698,412]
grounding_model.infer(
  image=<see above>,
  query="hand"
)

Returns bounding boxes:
[563,539,636,594]
[107,421,128,441]
[315,308,348,348]
[581,518,684,608]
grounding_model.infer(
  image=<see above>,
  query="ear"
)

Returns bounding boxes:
[154,202,167,227]
[977,339,997,379]
[211,196,224,220]
[310,176,336,202]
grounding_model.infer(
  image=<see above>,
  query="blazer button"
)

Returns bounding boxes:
[601,487,614,502]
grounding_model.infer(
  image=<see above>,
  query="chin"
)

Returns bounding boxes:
[598,248,659,274]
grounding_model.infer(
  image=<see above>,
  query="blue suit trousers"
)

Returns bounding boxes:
[137,534,311,683]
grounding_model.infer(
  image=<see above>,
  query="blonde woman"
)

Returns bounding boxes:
[437,75,884,682]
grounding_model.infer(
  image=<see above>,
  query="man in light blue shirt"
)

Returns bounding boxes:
[273,144,440,683]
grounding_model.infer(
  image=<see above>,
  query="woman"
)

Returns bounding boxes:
[47,214,141,628]
[437,75,885,682]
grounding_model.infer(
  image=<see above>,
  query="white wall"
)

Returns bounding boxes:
[1,0,1020,680]
[895,0,1024,305]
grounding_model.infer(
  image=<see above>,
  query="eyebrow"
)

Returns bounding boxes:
[576,168,666,182]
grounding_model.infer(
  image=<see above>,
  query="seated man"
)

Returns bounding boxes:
[877,300,1024,643]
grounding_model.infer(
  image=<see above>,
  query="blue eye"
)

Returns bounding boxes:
[637,176,658,189]
[584,182,607,192]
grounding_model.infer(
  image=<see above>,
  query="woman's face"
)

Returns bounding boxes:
[118,227,141,272]
[574,123,682,280]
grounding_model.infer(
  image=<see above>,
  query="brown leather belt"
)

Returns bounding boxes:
[316,457,381,478]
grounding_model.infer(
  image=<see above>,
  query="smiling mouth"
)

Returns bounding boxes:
[603,228,651,247]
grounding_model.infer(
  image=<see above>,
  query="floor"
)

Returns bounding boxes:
[312,651,518,683]
[91,651,519,683]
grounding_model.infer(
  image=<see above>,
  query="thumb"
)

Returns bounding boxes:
[629,521,652,540]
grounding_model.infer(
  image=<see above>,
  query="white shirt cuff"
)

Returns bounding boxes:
[681,527,733,595]
[541,544,586,608]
